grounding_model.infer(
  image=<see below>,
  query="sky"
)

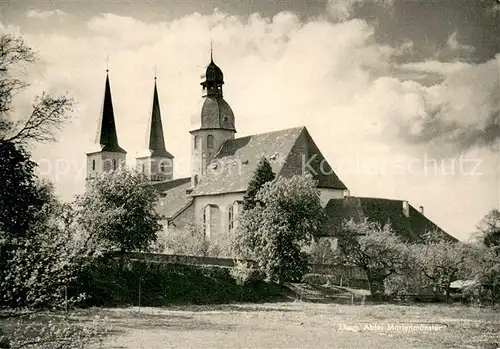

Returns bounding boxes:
[1,0,499,241]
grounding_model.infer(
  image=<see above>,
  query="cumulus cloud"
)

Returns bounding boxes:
[26,9,67,20]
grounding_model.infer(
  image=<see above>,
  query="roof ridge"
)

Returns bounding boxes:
[233,125,306,141]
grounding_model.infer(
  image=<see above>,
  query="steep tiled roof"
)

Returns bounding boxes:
[323,196,457,242]
[147,79,173,158]
[152,178,192,220]
[190,126,347,196]
[95,73,126,154]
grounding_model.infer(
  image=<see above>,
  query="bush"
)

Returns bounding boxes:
[73,257,283,306]
[302,273,335,286]
[230,261,263,286]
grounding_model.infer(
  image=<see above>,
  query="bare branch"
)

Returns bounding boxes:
[1,93,74,145]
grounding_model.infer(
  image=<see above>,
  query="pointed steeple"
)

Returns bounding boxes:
[95,71,126,153]
[148,77,173,158]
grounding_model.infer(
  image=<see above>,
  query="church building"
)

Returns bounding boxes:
[86,56,456,245]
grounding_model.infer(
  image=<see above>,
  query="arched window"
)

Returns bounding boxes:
[207,134,214,149]
[193,174,199,186]
[160,162,167,173]
[92,159,96,171]
[141,164,145,173]
[194,135,199,149]
[228,205,234,233]
[112,159,117,170]
[203,204,220,239]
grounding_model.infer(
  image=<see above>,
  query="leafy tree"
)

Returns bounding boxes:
[242,156,275,210]
[0,33,103,348]
[77,168,162,253]
[152,222,209,257]
[477,209,500,252]
[411,235,473,302]
[335,218,406,296]
[0,142,47,239]
[234,173,324,284]
[472,247,500,305]
[0,183,107,348]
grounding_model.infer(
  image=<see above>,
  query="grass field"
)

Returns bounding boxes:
[86,302,500,349]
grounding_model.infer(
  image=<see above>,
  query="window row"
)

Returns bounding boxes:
[193,135,215,150]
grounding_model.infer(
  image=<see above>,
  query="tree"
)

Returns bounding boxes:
[152,222,209,257]
[0,33,103,348]
[0,183,107,348]
[77,168,162,253]
[477,209,500,252]
[0,142,47,239]
[0,32,73,238]
[234,173,324,284]
[334,218,406,296]
[472,247,500,305]
[411,235,473,302]
[242,157,275,211]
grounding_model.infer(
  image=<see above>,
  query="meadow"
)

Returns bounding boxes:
[85,302,499,349]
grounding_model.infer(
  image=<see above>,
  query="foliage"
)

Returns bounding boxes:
[304,238,336,264]
[0,184,106,348]
[466,246,500,305]
[411,235,473,301]
[234,174,324,284]
[76,168,162,253]
[76,258,282,307]
[0,33,103,348]
[0,142,47,239]
[0,34,73,146]
[242,156,275,211]
[151,223,209,256]
[230,261,262,286]
[334,218,405,296]
[477,209,500,251]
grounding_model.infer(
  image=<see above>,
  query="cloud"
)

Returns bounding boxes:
[326,0,394,22]
[6,6,498,240]
[399,60,471,76]
[26,9,67,20]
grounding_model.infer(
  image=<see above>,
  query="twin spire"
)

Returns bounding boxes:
[95,71,168,157]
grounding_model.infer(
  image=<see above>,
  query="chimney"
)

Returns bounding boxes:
[402,200,409,217]
[419,206,424,215]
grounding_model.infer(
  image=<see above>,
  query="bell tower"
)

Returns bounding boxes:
[136,77,174,182]
[190,50,236,187]
[86,70,127,180]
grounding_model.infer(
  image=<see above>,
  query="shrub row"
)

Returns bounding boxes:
[72,257,283,307]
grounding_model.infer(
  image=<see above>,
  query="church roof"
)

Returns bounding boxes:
[190,126,347,196]
[198,96,235,131]
[95,72,126,154]
[152,177,192,220]
[322,196,457,242]
[145,79,174,158]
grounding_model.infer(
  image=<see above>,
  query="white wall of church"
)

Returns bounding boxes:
[193,192,244,238]
[319,188,344,207]
[86,151,126,180]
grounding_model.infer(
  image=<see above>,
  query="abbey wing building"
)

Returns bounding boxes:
[86,57,456,244]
